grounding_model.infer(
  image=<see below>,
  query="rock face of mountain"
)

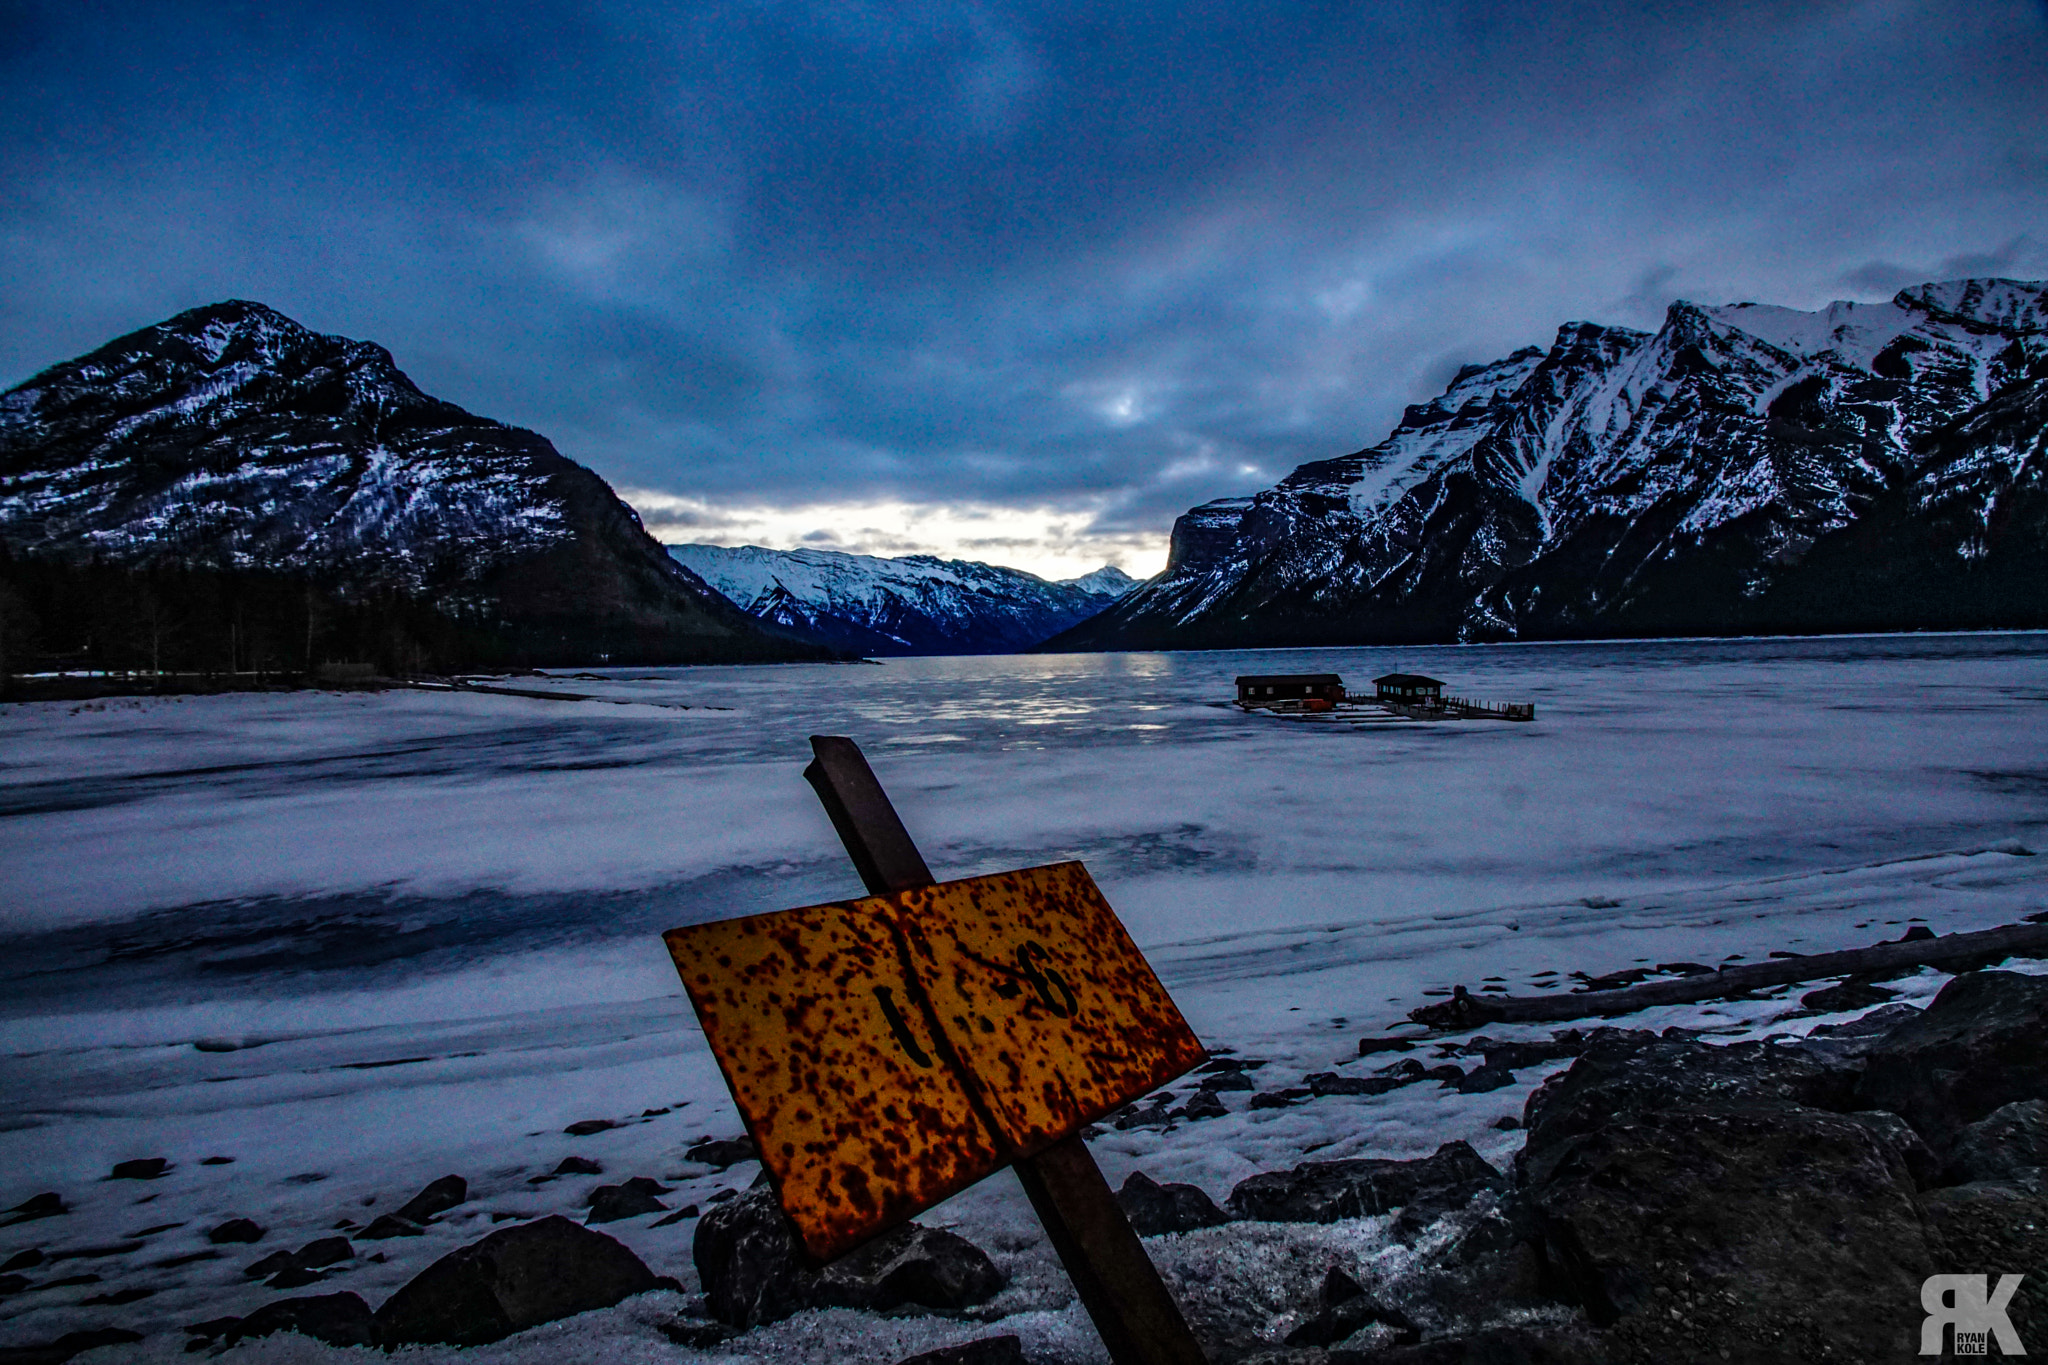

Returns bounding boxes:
[0,301,824,668]
[667,543,1136,655]
[1048,278,2048,650]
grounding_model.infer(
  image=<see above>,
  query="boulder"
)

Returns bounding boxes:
[1284,1267,1419,1347]
[1114,1172,1229,1237]
[1198,1070,1254,1091]
[358,1214,425,1239]
[1391,1194,1556,1326]
[106,1158,169,1180]
[1799,979,1896,1012]
[207,1218,264,1244]
[686,1136,757,1168]
[373,1215,663,1346]
[819,1222,1004,1316]
[563,1119,618,1136]
[1854,970,2048,1149]
[224,1291,377,1348]
[586,1182,669,1224]
[1805,1001,1920,1041]
[1518,1034,1858,1186]
[1357,1037,1420,1056]
[1522,1101,1932,1359]
[691,1189,815,1328]
[244,1250,298,1279]
[1226,1142,1502,1224]
[893,1336,1026,1365]
[0,1327,144,1365]
[1477,1035,1583,1071]
[553,1156,604,1176]
[392,1174,468,1225]
[1455,1064,1516,1094]
[658,1317,739,1348]
[1509,1028,2017,1360]
[2,1194,65,1227]
[294,1236,354,1269]
[693,1188,1002,1328]
[1919,1175,2048,1350]
[1179,1090,1228,1121]
[1940,1098,2048,1184]
[1842,1110,1941,1188]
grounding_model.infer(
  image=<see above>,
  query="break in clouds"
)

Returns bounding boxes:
[2,0,2046,574]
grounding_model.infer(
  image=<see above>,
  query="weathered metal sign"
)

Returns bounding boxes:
[665,860,1205,1260]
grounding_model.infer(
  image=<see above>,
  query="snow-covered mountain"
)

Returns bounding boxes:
[0,301,823,668]
[1049,278,2048,649]
[667,543,1136,655]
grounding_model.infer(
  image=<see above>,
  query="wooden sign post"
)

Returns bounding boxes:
[664,736,1209,1365]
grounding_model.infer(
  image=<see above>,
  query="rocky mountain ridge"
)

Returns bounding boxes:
[1049,278,2048,650]
[667,543,1135,655]
[0,301,823,670]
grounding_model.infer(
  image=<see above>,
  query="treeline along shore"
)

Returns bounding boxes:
[0,551,566,700]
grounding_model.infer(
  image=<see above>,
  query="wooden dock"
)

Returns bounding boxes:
[1238,695,1535,723]
[1356,692,1535,721]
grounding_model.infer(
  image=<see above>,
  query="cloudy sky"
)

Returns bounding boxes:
[4,1,2045,578]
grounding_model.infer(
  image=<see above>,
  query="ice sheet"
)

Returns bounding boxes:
[3,633,2048,1360]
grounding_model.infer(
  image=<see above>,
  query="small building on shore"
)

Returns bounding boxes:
[1236,673,1345,706]
[1374,673,1444,703]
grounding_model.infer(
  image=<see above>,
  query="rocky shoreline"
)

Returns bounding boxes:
[2,968,2042,1364]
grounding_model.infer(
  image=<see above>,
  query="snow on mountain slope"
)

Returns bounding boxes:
[1050,277,2048,650]
[666,544,1135,655]
[0,301,820,667]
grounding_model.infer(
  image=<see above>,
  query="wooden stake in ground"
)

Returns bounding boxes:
[801,736,1209,1365]
[662,738,1209,1364]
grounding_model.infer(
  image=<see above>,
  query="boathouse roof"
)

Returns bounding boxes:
[1373,673,1444,688]
[1235,673,1343,687]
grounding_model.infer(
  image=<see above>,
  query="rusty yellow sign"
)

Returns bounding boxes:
[664,860,1205,1260]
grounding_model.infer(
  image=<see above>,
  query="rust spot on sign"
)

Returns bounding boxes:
[664,861,1204,1261]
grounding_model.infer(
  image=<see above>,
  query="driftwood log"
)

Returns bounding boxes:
[1409,920,2048,1031]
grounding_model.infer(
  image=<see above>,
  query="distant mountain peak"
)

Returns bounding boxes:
[1046,276,2048,651]
[667,543,1129,655]
[1060,564,1139,595]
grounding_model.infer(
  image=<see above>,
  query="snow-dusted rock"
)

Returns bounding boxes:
[190,1292,377,1350]
[1113,1170,1229,1236]
[693,1187,1003,1328]
[1941,1099,2048,1184]
[1224,1140,1502,1223]
[372,1214,664,1346]
[668,543,1135,655]
[1852,969,2048,1149]
[1051,277,2048,648]
[389,1173,467,1226]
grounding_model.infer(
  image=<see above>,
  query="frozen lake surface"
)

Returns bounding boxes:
[3,632,2047,1361]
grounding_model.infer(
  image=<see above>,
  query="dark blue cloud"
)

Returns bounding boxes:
[3,0,2046,560]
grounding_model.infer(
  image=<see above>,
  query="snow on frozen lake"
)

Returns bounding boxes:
[3,632,2047,1361]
